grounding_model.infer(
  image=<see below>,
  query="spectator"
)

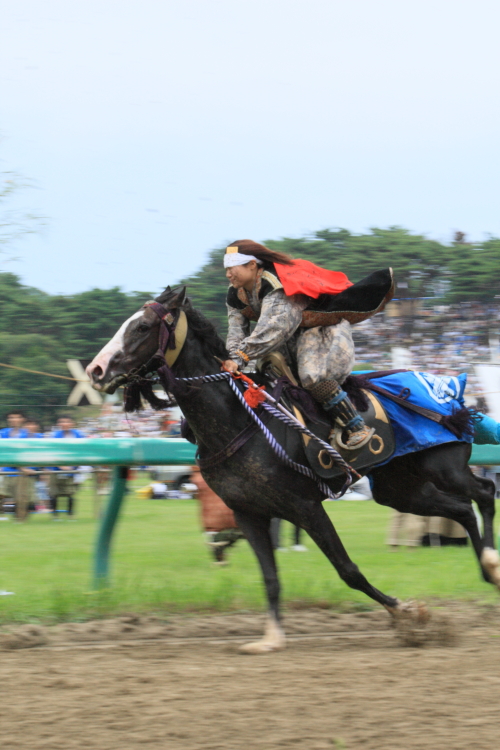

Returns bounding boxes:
[270,519,307,551]
[190,466,244,564]
[49,415,84,519]
[0,410,33,521]
[22,418,45,511]
[25,419,44,438]
[0,410,28,440]
[386,511,426,549]
[150,480,168,498]
[386,511,467,548]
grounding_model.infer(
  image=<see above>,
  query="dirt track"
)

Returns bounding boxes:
[1,603,500,750]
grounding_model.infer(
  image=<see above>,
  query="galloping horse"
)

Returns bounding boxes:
[87,287,500,652]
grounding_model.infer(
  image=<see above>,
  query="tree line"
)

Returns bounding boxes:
[1,226,499,421]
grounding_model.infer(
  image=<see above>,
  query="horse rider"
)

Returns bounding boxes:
[221,240,393,449]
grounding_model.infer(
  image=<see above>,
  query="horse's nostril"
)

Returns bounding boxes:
[90,365,103,382]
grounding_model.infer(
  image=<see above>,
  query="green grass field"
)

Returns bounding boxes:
[0,478,498,624]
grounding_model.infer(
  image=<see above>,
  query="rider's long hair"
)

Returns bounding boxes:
[230,239,294,267]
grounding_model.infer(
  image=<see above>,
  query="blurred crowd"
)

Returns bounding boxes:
[353,301,498,410]
[0,411,87,521]
[0,407,184,522]
[78,403,182,439]
[354,301,496,371]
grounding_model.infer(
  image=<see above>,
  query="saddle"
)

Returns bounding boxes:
[257,353,395,480]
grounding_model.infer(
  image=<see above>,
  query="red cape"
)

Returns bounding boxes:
[274,259,352,299]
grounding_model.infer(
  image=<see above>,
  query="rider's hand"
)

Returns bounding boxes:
[221,359,240,373]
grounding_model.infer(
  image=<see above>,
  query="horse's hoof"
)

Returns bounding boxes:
[388,601,456,648]
[385,599,430,625]
[481,547,500,588]
[239,639,285,654]
[239,615,286,654]
[386,600,432,648]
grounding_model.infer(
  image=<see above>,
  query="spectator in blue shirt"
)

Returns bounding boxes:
[25,420,47,509]
[0,410,29,441]
[25,419,45,439]
[0,410,33,520]
[49,415,84,518]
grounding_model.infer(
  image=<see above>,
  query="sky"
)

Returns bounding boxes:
[1,0,500,295]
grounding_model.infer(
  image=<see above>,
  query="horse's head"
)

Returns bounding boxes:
[86,286,187,393]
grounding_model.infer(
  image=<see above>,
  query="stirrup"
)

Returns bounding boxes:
[335,425,375,451]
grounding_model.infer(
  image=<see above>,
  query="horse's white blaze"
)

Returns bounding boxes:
[239,614,286,654]
[481,547,500,588]
[86,310,144,385]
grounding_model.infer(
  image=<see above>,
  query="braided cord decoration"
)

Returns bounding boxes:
[160,371,352,500]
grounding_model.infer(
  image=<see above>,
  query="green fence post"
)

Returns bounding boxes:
[93,465,128,588]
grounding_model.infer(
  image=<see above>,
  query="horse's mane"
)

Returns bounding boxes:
[183,301,228,361]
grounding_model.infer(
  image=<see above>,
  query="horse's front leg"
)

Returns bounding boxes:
[298,500,402,612]
[233,509,286,654]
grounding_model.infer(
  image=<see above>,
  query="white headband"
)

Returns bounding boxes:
[223,251,262,268]
[224,245,262,268]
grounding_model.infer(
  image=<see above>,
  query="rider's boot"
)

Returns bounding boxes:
[308,379,375,450]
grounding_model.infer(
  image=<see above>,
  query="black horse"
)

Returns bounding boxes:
[87,287,500,652]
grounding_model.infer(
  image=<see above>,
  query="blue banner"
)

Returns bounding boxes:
[365,371,471,465]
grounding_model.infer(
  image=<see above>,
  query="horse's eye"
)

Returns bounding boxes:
[137,324,150,333]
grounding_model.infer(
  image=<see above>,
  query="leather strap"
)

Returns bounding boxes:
[197,422,260,469]
[364,382,445,424]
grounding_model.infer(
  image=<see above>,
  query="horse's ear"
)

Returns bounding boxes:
[170,286,187,308]
[154,285,172,304]
[155,285,187,307]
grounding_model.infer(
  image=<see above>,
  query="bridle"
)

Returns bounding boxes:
[142,301,188,367]
[125,302,188,385]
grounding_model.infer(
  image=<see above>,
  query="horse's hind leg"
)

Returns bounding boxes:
[233,509,286,653]
[424,446,496,549]
[418,449,499,586]
[297,501,401,610]
[469,473,496,542]
[470,474,500,586]
[454,472,500,587]
[375,467,500,590]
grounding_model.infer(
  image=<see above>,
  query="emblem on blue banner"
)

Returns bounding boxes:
[414,372,465,405]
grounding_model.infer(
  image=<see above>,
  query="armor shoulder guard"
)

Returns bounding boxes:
[259,269,283,299]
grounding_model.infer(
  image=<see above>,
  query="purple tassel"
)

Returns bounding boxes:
[123,383,143,412]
